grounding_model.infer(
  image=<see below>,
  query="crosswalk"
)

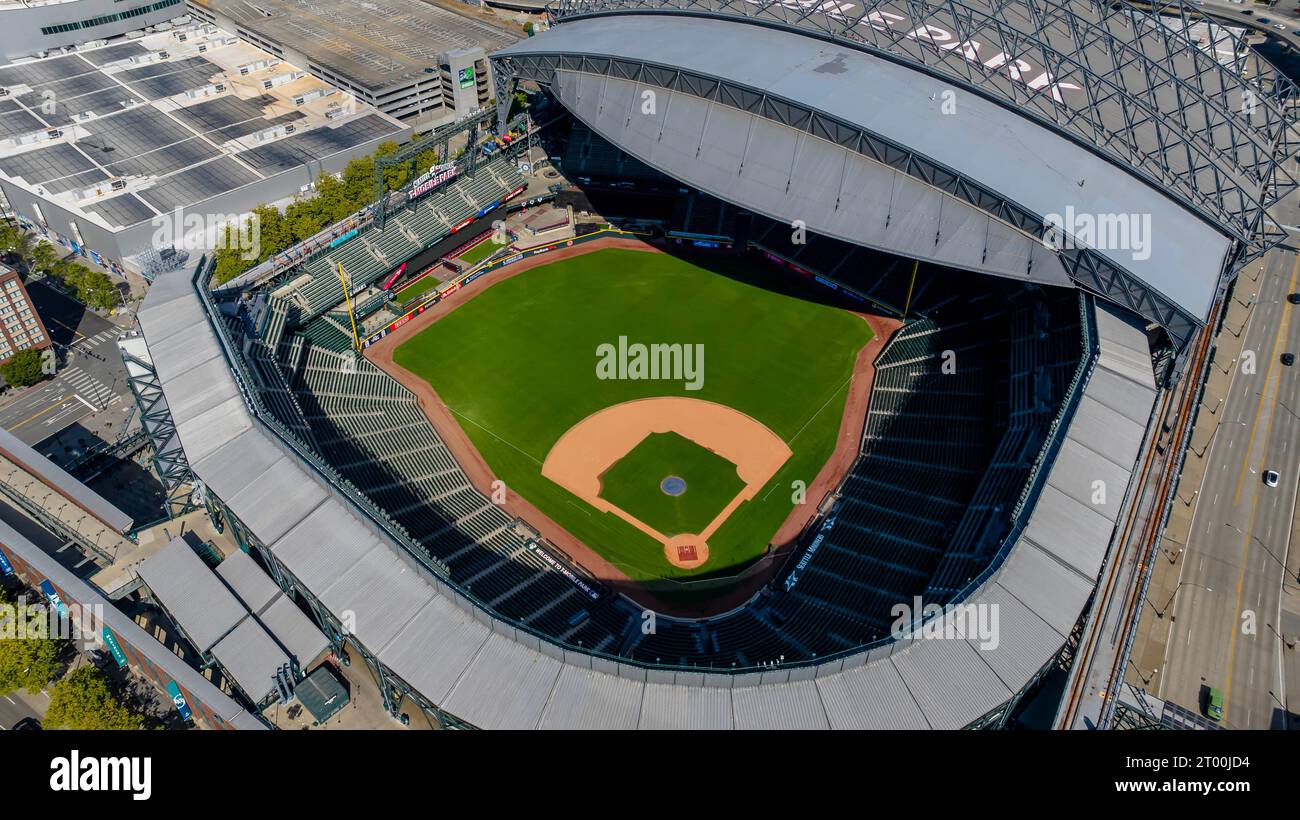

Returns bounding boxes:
[70,329,119,353]
[59,365,118,408]
[80,330,119,347]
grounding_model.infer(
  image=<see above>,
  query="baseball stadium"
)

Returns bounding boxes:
[130,0,1299,728]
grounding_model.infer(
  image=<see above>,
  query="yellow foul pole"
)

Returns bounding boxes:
[903,259,919,320]
[336,260,363,352]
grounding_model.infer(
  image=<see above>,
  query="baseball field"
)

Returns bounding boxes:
[391,247,874,581]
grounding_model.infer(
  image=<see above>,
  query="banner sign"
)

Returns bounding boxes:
[408,163,459,202]
[166,680,193,721]
[526,541,601,601]
[102,628,128,668]
[458,66,475,88]
[0,545,13,576]
[39,579,68,617]
[329,228,358,248]
[784,515,837,593]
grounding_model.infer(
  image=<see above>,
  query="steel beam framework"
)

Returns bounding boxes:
[122,350,198,518]
[372,108,497,231]
[494,50,1201,345]
[545,0,1300,255]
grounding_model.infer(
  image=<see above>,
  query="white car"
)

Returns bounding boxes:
[1276,23,1288,29]
[1264,470,1280,488]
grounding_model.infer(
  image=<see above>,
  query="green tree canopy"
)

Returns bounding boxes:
[0,629,64,696]
[44,666,143,730]
[1,348,48,388]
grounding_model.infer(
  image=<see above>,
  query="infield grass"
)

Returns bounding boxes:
[598,432,745,537]
[393,247,873,581]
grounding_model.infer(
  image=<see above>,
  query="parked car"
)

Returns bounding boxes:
[1282,352,1295,366]
[1289,292,1300,304]
[3,717,41,730]
[1264,469,1280,487]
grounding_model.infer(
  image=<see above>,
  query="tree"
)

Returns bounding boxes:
[44,666,143,730]
[29,242,60,278]
[0,222,33,261]
[78,269,120,311]
[1,348,47,388]
[523,21,534,35]
[212,228,250,286]
[375,140,410,192]
[0,629,63,696]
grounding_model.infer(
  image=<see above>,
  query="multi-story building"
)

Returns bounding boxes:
[0,23,408,278]
[0,263,50,362]
[0,0,184,64]
[187,0,520,131]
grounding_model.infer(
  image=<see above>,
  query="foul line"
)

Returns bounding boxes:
[787,374,853,447]
[446,406,546,467]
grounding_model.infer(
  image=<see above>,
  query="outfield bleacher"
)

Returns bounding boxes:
[280,157,526,320]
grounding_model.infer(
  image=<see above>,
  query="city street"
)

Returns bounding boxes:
[0,689,48,731]
[0,281,130,448]
[1128,193,1300,729]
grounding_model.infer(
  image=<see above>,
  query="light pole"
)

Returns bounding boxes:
[1153,582,1213,619]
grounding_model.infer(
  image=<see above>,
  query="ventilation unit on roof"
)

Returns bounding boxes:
[76,112,93,121]
[46,129,62,139]
[198,45,207,53]
[0,88,9,97]
[110,179,127,191]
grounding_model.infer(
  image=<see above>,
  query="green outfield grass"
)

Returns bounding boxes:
[393,248,873,581]
[598,432,745,537]
[394,274,440,303]
[458,238,505,265]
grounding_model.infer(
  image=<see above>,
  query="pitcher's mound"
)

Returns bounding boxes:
[660,476,687,496]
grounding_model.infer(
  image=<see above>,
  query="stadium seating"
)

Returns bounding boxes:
[284,158,526,319]
[223,178,1092,668]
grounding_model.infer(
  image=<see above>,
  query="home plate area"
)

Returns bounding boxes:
[540,396,791,570]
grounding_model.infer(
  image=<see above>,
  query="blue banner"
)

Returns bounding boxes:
[102,628,128,669]
[166,681,193,721]
[39,579,68,616]
[0,545,13,576]
[329,228,358,248]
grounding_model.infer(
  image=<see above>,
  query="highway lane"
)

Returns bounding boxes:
[1158,199,1300,728]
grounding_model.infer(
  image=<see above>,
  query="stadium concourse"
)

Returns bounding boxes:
[132,1,1291,728]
